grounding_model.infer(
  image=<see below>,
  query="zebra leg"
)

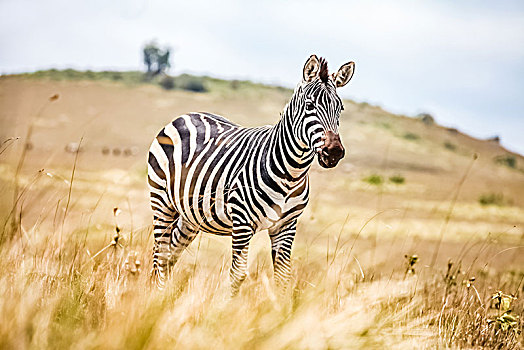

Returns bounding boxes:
[149,159,178,288]
[230,215,254,296]
[269,219,297,292]
[152,217,198,289]
[152,213,177,289]
[170,219,199,265]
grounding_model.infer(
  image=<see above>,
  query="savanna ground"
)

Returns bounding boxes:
[0,72,523,349]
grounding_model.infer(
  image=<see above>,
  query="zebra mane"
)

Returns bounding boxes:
[318,57,329,84]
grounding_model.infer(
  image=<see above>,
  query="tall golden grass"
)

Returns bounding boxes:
[0,169,522,349]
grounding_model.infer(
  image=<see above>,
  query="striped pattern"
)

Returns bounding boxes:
[148,55,354,294]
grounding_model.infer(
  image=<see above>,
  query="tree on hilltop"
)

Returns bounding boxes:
[143,41,171,78]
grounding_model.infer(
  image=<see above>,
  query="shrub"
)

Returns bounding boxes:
[389,174,405,184]
[231,80,240,90]
[110,72,123,81]
[358,102,370,111]
[176,74,207,92]
[494,155,516,169]
[62,69,80,79]
[403,132,420,141]
[417,113,434,125]
[85,70,96,80]
[183,79,206,92]
[363,174,383,185]
[479,193,506,206]
[444,141,457,151]
[159,75,175,90]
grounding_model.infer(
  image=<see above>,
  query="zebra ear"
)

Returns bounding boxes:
[334,61,355,88]
[303,55,320,82]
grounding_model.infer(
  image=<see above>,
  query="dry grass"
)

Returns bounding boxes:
[0,207,522,349]
[0,159,522,349]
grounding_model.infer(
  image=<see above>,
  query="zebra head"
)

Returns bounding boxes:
[298,55,355,168]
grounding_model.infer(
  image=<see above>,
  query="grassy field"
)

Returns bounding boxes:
[0,71,523,349]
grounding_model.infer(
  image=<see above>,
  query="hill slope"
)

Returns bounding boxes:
[0,72,523,349]
[0,73,523,245]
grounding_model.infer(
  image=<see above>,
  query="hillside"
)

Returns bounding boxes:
[1,72,523,244]
[0,72,523,349]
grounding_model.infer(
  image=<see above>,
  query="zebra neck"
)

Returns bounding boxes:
[266,113,314,183]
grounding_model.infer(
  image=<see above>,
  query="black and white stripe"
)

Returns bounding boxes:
[148,55,355,293]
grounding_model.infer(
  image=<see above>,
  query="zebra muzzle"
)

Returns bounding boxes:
[317,130,345,168]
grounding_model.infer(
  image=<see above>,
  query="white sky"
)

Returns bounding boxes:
[1,0,523,154]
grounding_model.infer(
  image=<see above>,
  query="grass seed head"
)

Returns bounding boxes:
[404,254,419,275]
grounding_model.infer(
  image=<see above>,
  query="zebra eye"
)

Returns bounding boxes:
[306,102,314,111]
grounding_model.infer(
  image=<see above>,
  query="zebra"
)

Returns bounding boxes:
[148,55,355,294]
